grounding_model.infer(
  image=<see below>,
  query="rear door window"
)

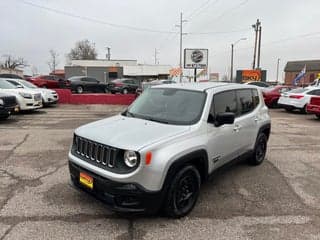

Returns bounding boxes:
[237,89,255,115]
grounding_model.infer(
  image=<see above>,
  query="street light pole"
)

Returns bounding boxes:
[276,58,280,83]
[231,44,234,81]
[230,38,246,82]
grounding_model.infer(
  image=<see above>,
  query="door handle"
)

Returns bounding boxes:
[233,124,241,132]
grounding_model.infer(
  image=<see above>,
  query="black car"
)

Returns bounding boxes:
[107,79,139,94]
[0,93,17,120]
[0,74,24,79]
[68,76,109,94]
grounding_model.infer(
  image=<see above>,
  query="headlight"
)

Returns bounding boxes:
[19,92,32,99]
[124,150,138,168]
[0,99,3,105]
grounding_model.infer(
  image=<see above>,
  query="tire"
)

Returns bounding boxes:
[248,133,267,166]
[300,105,307,114]
[0,113,10,120]
[285,107,293,112]
[271,100,278,108]
[316,114,320,119]
[76,86,84,94]
[122,88,128,94]
[163,165,201,218]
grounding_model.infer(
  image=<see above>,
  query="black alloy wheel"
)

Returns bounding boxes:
[249,133,267,166]
[76,86,84,94]
[164,165,200,218]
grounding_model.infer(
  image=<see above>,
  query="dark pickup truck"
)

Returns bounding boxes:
[0,93,17,120]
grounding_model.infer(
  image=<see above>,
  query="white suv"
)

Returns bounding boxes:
[68,83,271,218]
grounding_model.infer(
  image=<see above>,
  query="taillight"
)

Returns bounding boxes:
[289,95,304,99]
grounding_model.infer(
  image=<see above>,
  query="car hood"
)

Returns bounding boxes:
[75,115,190,151]
[35,88,56,95]
[0,88,41,95]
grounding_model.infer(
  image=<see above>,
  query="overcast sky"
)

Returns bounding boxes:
[1,0,320,80]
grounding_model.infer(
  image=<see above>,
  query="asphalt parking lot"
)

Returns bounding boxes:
[0,105,319,240]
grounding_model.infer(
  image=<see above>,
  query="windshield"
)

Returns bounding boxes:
[0,80,17,89]
[125,88,206,125]
[19,80,37,88]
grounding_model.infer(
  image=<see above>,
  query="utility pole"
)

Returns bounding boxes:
[276,58,280,83]
[231,44,234,81]
[154,48,159,64]
[257,25,262,69]
[106,47,111,60]
[252,19,261,69]
[176,12,187,82]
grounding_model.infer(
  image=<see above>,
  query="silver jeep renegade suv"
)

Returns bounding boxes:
[69,82,271,218]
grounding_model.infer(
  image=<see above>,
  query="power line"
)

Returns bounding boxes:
[214,31,320,54]
[18,0,178,34]
[186,0,219,21]
[188,28,250,35]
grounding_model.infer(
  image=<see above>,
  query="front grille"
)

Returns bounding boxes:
[73,135,117,168]
[34,93,42,101]
[2,96,17,106]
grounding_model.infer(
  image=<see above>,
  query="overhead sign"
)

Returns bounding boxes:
[241,70,261,82]
[184,49,208,69]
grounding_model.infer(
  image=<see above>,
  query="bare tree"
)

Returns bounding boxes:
[68,39,97,61]
[47,49,59,73]
[31,66,39,76]
[0,55,26,69]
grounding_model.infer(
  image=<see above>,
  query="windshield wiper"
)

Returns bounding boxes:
[126,111,136,118]
[143,116,169,124]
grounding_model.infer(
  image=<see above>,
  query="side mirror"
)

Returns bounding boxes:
[208,112,235,127]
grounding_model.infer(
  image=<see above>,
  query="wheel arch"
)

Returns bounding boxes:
[161,149,209,192]
[257,123,271,140]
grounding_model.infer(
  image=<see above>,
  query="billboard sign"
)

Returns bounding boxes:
[241,70,261,82]
[184,49,208,69]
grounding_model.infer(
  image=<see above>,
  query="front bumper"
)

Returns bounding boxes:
[69,161,165,214]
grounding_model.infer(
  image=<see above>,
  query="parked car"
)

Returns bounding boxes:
[244,81,270,88]
[107,78,139,94]
[67,76,108,94]
[262,85,295,108]
[278,87,320,113]
[0,92,18,120]
[68,82,271,218]
[6,79,59,106]
[0,80,42,111]
[136,80,176,96]
[307,96,320,119]
[27,75,66,89]
[0,73,24,79]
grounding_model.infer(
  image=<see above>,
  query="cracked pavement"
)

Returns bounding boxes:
[0,105,319,239]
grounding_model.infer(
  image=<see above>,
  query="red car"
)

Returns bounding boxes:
[27,75,67,89]
[262,85,295,108]
[307,96,320,119]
